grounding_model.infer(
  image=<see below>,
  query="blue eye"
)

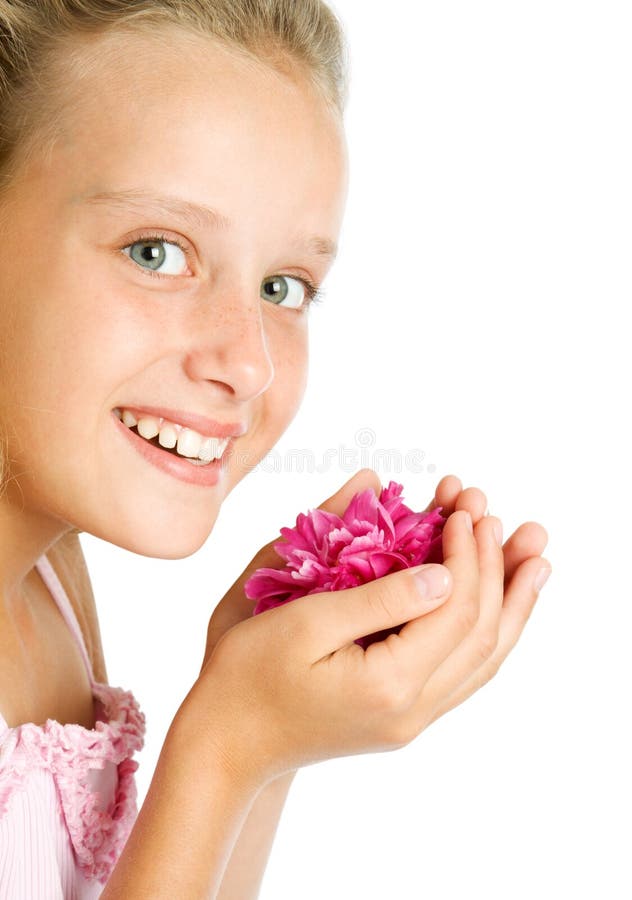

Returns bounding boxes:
[122,235,189,277]
[119,233,325,310]
[261,275,323,311]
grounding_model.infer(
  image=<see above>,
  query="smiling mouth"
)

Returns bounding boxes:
[113,407,230,466]
[126,423,221,466]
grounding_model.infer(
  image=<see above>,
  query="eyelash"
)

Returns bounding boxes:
[118,231,326,310]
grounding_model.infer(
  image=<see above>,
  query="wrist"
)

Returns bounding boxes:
[169,688,266,800]
[104,698,264,897]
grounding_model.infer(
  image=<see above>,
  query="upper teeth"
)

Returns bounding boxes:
[115,408,230,462]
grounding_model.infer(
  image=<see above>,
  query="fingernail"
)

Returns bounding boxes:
[493,520,503,545]
[464,511,473,533]
[412,565,451,601]
[533,567,551,592]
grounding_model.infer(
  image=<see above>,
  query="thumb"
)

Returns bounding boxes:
[295,562,452,656]
[242,469,383,577]
[316,468,382,518]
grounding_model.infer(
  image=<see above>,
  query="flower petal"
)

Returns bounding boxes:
[250,482,447,649]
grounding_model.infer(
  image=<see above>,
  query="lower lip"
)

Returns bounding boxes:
[112,411,231,487]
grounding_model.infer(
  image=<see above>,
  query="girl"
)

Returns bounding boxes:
[0,1,550,897]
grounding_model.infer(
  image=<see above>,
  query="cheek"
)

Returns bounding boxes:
[0,282,136,474]
[225,324,308,487]
[246,319,309,456]
[15,295,124,415]
[268,324,309,420]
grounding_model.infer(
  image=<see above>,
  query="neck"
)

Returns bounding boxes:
[0,483,71,614]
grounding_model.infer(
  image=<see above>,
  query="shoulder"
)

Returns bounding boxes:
[46,532,109,685]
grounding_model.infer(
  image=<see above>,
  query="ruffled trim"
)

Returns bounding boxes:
[0,682,146,884]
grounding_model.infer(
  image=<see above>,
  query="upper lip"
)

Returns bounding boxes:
[115,405,247,439]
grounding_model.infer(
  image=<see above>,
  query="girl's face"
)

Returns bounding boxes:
[0,32,347,558]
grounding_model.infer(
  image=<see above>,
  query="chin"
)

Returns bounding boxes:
[126,532,213,561]
[93,508,222,561]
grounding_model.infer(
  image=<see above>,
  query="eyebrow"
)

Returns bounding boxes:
[82,189,338,262]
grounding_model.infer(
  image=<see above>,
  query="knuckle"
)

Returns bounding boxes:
[486,653,503,679]
[390,673,416,713]
[476,629,498,662]
[385,715,417,750]
[367,664,411,715]
[368,586,393,622]
[286,604,311,643]
[473,645,504,685]
[262,603,308,668]
[455,602,478,634]
[367,580,403,626]
[471,658,500,691]
[374,676,407,715]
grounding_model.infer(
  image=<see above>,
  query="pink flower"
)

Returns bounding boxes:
[245,480,446,650]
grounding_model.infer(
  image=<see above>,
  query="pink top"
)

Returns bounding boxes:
[0,554,146,898]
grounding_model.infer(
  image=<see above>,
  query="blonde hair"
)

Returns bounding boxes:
[0,0,349,496]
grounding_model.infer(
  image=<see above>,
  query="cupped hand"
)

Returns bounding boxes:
[200,468,385,674]
[184,469,551,790]
[201,469,549,678]
[405,472,551,730]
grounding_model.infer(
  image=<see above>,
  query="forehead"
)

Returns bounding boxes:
[46,29,347,210]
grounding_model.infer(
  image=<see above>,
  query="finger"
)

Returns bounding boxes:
[496,555,551,655]
[294,559,452,661]
[454,487,488,525]
[373,510,480,682]
[245,469,384,581]
[423,474,462,513]
[502,521,548,584]
[411,515,504,717]
[437,509,481,627]
[204,467,374,658]
[318,467,382,518]
[425,479,487,529]
[424,555,552,725]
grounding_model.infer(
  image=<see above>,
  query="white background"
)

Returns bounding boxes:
[80,2,631,897]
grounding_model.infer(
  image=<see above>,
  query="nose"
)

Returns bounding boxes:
[184,285,275,402]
